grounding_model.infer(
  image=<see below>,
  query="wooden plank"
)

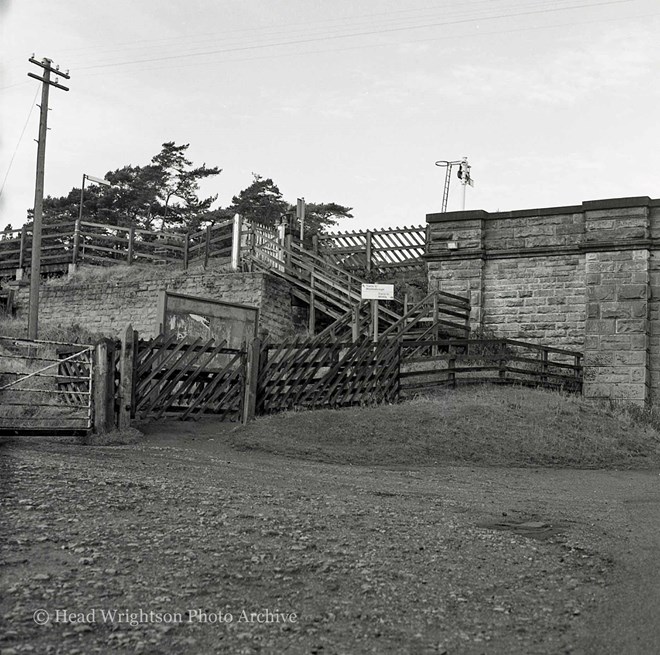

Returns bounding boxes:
[118,325,135,428]
[288,343,341,409]
[203,364,243,419]
[81,220,131,233]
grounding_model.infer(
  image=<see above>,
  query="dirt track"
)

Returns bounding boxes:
[1,421,659,654]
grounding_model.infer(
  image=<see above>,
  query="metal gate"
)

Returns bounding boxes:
[0,336,94,435]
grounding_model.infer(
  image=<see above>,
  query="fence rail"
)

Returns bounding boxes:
[1,218,431,281]
[400,338,583,394]
[0,218,237,277]
[0,336,94,434]
[0,326,585,435]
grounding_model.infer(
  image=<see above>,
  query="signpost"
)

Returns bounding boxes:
[361,283,394,342]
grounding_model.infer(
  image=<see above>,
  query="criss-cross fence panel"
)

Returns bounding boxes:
[0,336,93,434]
[257,336,400,414]
[241,221,282,269]
[132,333,246,421]
[316,225,427,275]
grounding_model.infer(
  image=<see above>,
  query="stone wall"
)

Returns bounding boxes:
[11,266,304,343]
[426,196,660,403]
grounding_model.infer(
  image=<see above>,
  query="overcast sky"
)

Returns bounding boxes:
[1,0,659,232]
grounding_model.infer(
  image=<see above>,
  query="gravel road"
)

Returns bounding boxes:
[1,421,659,654]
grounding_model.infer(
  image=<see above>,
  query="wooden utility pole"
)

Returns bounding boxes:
[27,56,70,339]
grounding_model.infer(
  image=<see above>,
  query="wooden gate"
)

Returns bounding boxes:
[257,336,400,414]
[0,336,93,435]
[131,332,246,421]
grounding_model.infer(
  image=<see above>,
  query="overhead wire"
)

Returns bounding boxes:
[40,0,568,59]
[71,9,653,78]
[0,86,39,202]
[72,0,633,71]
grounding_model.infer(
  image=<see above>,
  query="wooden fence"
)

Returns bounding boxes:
[0,219,430,279]
[399,338,583,395]
[129,330,246,422]
[315,225,428,275]
[0,326,583,435]
[0,217,236,277]
[257,336,400,414]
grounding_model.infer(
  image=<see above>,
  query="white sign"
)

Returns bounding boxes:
[86,174,111,186]
[361,283,394,300]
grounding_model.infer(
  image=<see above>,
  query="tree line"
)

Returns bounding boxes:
[3,142,353,238]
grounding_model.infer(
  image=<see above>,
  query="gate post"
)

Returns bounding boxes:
[242,337,261,424]
[93,339,116,434]
[118,325,136,429]
[231,213,242,271]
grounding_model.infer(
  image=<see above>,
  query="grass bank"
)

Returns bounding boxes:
[230,385,660,469]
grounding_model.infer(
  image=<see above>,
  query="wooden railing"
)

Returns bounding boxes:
[400,338,583,394]
[243,232,472,341]
[315,225,428,274]
[0,218,432,281]
[243,232,404,329]
[0,217,236,276]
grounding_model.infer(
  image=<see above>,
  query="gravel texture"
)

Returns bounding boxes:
[1,423,658,654]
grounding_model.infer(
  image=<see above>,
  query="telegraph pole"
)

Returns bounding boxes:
[27,56,70,339]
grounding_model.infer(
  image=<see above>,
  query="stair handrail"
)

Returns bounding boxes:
[379,291,470,341]
[243,231,404,324]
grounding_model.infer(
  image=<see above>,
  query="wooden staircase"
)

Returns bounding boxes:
[241,233,471,342]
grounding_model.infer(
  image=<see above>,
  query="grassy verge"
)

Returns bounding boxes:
[0,316,102,343]
[230,384,660,469]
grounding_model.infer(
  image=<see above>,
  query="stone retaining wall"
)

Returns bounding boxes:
[427,196,660,403]
[11,266,303,343]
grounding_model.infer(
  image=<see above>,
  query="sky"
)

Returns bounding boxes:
[1,0,659,233]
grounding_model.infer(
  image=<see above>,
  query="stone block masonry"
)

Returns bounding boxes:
[427,196,660,404]
[12,267,304,343]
